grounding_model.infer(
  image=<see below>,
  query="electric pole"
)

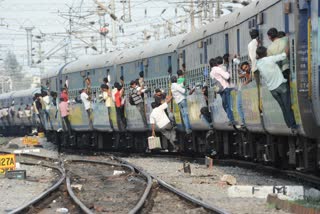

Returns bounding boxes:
[120,0,132,22]
[110,0,117,46]
[190,0,195,32]
[24,26,34,67]
[97,7,107,53]
[198,1,203,27]
[208,0,213,22]
[216,0,221,19]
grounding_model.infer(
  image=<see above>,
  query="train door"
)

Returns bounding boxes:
[225,33,229,54]
[311,0,320,126]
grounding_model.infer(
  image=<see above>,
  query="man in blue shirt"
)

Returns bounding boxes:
[255,46,297,134]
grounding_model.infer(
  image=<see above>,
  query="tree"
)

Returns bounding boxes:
[3,51,30,90]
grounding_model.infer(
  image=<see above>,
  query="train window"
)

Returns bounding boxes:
[257,12,264,25]
[120,66,124,77]
[237,29,240,55]
[225,33,229,54]
[252,19,256,28]
[182,50,186,65]
[204,41,208,64]
[168,56,172,69]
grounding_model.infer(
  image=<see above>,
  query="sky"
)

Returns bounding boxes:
[0,0,249,76]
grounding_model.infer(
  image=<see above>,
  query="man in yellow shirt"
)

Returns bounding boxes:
[267,28,290,82]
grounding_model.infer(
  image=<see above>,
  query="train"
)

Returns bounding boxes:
[0,0,319,172]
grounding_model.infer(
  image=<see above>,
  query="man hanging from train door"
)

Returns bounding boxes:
[129,80,148,128]
[80,88,93,129]
[171,75,195,135]
[267,28,290,83]
[150,95,178,152]
[256,46,298,134]
[210,56,236,126]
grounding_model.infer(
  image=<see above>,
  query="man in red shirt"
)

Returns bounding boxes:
[60,88,69,102]
[114,83,126,130]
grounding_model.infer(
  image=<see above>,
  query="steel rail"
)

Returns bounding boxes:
[114,156,230,214]
[8,162,65,214]
[65,159,153,214]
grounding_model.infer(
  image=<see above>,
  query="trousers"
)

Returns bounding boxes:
[270,82,297,128]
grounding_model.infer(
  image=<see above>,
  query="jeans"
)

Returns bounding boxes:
[136,102,147,126]
[116,106,126,131]
[86,109,93,129]
[44,109,53,129]
[62,116,72,136]
[237,90,245,125]
[160,123,177,149]
[219,88,234,122]
[178,99,192,134]
[270,83,297,128]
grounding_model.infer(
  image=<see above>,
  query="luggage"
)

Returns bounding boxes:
[212,78,224,93]
[147,136,162,150]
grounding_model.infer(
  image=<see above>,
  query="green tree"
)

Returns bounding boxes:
[4,51,30,90]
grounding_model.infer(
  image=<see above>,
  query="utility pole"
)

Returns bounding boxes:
[216,0,221,19]
[208,0,214,22]
[97,7,107,53]
[92,0,118,46]
[34,38,45,73]
[67,7,73,60]
[24,26,34,67]
[198,1,203,27]
[110,0,117,46]
[120,0,131,22]
[167,21,173,37]
[190,0,195,32]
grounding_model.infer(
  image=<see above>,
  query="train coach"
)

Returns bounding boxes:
[0,0,319,173]
[0,88,40,136]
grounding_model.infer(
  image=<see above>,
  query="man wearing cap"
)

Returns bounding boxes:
[129,80,148,127]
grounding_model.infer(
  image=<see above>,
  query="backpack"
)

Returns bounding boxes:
[212,78,224,93]
[129,91,136,105]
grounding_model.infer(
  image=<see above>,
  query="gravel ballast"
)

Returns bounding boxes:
[0,164,59,213]
[123,156,298,214]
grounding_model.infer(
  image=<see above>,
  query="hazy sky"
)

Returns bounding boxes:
[0,0,246,75]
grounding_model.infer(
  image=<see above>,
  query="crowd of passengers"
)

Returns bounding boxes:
[27,27,298,149]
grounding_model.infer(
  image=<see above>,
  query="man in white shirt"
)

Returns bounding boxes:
[256,46,297,134]
[248,29,259,73]
[171,76,194,135]
[150,95,177,152]
[80,89,93,129]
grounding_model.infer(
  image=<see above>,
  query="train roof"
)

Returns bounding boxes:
[12,88,41,98]
[116,34,185,64]
[62,52,121,75]
[42,66,63,79]
[178,0,279,48]
[0,91,15,100]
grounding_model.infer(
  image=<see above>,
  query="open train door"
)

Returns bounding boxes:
[309,0,320,171]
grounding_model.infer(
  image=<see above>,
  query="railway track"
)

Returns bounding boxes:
[3,145,319,214]
[65,159,151,214]
[113,156,229,214]
[0,152,65,214]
